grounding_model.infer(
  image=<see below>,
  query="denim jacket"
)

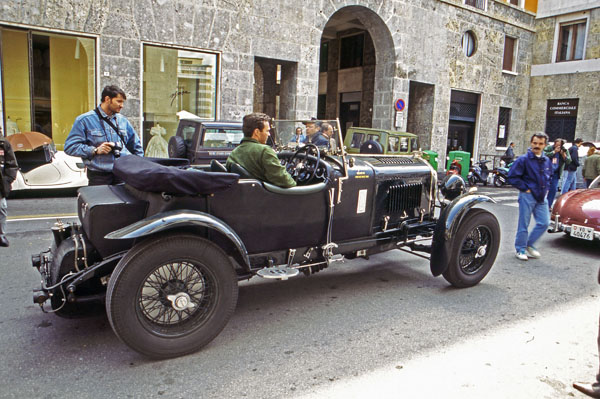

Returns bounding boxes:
[64,105,143,172]
[508,149,552,203]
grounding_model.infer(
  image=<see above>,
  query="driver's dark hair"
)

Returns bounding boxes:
[101,85,127,102]
[242,113,271,137]
[530,132,548,144]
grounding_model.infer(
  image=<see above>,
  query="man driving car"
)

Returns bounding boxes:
[226,113,296,188]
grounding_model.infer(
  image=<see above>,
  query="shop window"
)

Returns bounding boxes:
[556,20,587,62]
[462,31,476,57]
[340,33,364,69]
[496,107,511,148]
[143,44,218,157]
[502,36,517,72]
[0,28,95,149]
[464,0,487,10]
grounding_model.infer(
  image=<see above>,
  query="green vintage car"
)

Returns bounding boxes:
[343,127,419,155]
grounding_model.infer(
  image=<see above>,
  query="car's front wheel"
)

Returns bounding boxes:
[106,234,238,359]
[442,208,500,288]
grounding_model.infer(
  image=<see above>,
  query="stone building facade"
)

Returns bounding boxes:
[527,0,600,146]
[1,0,540,167]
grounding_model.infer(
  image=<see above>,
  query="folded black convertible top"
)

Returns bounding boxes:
[113,155,238,195]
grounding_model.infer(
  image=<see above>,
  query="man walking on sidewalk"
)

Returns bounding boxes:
[508,132,552,261]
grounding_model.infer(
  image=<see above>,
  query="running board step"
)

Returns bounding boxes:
[256,266,299,280]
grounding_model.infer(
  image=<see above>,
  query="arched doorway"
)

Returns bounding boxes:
[318,6,396,137]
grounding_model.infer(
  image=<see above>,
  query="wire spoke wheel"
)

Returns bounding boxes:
[458,225,492,275]
[443,209,500,288]
[106,235,238,359]
[138,260,216,336]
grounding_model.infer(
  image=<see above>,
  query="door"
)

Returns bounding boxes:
[340,101,360,137]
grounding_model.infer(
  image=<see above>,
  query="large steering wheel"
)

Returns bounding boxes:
[286,143,321,184]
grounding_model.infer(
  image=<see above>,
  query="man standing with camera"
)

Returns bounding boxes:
[65,85,143,185]
[0,128,19,247]
[544,138,571,210]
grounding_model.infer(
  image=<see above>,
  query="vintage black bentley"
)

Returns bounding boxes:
[31,119,500,359]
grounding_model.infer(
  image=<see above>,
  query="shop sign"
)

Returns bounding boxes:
[547,99,579,117]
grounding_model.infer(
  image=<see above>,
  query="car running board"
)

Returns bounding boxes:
[256,266,300,280]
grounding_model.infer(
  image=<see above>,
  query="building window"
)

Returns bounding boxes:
[462,31,476,57]
[319,41,329,73]
[0,27,96,149]
[508,0,519,6]
[496,107,511,147]
[339,33,364,69]
[556,20,586,62]
[464,0,487,10]
[142,44,218,157]
[502,36,517,72]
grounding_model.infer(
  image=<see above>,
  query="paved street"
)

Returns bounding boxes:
[0,186,598,399]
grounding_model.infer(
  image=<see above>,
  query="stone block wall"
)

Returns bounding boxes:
[1,0,536,160]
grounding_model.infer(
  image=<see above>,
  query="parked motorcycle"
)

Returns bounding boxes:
[467,159,491,186]
[491,161,513,187]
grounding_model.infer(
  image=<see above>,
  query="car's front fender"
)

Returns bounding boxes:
[430,194,496,276]
[105,210,250,270]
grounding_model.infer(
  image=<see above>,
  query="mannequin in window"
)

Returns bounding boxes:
[6,117,19,136]
[145,123,169,158]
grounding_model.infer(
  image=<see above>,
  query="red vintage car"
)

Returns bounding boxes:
[549,175,600,241]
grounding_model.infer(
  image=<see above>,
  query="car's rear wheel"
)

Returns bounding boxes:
[442,208,500,288]
[106,234,238,359]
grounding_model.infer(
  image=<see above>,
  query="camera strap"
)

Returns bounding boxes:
[94,107,128,149]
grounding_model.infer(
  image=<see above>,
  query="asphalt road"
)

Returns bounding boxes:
[0,186,598,399]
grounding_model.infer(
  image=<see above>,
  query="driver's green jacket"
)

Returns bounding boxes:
[226,138,296,188]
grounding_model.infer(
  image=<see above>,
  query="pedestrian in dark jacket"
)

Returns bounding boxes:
[0,134,19,247]
[544,138,571,209]
[508,132,552,261]
[562,138,583,194]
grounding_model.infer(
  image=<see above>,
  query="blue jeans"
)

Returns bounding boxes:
[547,172,560,208]
[561,170,577,194]
[515,191,549,253]
[0,197,7,235]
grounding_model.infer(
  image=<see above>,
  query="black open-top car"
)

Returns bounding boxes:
[31,119,500,359]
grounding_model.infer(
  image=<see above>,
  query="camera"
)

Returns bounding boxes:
[110,142,123,158]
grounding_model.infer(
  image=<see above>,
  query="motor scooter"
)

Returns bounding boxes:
[467,159,491,186]
[492,161,513,187]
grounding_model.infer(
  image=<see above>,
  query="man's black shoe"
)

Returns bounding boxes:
[0,235,8,247]
[573,382,600,398]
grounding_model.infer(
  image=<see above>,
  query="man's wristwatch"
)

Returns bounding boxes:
[92,147,98,155]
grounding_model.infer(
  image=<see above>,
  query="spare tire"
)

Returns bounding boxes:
[168,136,187,158]
[360,140,383,154]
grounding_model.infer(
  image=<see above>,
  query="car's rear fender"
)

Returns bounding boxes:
[104,210,251,271]
[430,194,496,276]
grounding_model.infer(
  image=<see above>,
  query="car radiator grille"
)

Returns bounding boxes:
[387,183,422,214]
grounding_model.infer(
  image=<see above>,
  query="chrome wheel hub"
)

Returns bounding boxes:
[166,292,196,311]
[475,244,487,259]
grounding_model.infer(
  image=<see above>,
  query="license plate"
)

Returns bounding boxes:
[571,224,594,240]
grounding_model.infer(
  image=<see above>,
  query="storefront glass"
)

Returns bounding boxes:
[0,27,95,149]
[143,44,219,157]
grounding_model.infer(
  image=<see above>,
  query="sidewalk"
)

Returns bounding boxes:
[295,297,599,399]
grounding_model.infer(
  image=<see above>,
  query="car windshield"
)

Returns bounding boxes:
[203,128,244,148]
[272,119,343,153]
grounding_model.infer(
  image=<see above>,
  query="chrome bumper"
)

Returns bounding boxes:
[548,217,600,240]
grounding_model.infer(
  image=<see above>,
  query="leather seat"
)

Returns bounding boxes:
[210,159,227,172]
[229,163,254,179]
